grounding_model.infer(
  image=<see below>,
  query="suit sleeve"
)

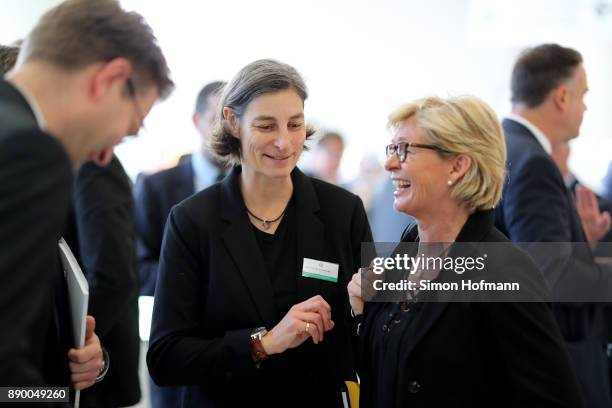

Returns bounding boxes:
[147,205,259,385]
[503,155,572,243]
[73,158,138,338]
[0,130,71,385]
[133,175,163,296]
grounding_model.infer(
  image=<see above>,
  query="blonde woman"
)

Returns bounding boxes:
[348,96,583,407]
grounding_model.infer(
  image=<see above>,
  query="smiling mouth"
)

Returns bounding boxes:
[264,154,292,161]
[393,179,411,190]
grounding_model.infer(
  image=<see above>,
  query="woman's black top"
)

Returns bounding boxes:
[358,210,585,408]
[252,196,298,319]
[368,299,424,407]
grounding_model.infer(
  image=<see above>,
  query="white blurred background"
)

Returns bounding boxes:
[3,0,612,189]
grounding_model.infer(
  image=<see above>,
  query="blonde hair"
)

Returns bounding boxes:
[388,95,506,211]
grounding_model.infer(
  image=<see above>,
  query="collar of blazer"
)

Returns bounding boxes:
[219,165,321,222]
[393,210,496,361]
[0,79,39,132]
[175,154,195,198]
[502,118,550,155]
[219,165,326,327]
[401,209,494,244]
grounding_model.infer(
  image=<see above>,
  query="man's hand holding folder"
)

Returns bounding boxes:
[68,316,104,390]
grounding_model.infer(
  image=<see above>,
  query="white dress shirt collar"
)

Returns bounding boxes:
[191,151,221,192]
[505,113,552,155]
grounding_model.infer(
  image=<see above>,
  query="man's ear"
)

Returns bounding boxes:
[192,112,201,130]
[89,58,133,102]
[222,106,240,139]
[551,84,568,112]
[449,154,471,182]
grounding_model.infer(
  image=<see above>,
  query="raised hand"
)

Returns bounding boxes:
[347,266,378,316]
[575,184,611,242]
[261,295,334,355]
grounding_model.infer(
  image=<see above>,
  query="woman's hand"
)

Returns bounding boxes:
[348,267,377,316]
[261,295,334,355]
[348,270,365,316]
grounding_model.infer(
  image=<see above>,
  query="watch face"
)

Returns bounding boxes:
[251,327,267,339]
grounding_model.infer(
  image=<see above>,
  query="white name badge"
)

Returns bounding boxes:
[302,258,339,282]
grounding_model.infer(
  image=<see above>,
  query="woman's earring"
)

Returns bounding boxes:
[447,180,453,186]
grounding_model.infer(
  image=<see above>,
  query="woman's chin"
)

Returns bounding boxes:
[260,166,294,179]
[260,160,296,176]
[393,197,414,216]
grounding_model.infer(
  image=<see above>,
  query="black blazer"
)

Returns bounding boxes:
[134,155,194,296]
[359,210,584,408]
[495,119,588,244]
[64,156,141,407]
[0,78,73,387]
[495,118,612,407]
[147,166,372,407]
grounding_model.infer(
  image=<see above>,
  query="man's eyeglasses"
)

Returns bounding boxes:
[385,142,452,163]
[126,78,146,137]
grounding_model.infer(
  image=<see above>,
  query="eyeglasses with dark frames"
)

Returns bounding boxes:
[385,142,452,163]
[126,78,146,137]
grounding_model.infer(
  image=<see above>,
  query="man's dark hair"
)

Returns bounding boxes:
[195,81,225,115]
[22,0,173,98]
[0,45,19,75]
[511,44,582,108]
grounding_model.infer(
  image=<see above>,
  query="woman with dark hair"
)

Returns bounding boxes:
[147,59,371,407]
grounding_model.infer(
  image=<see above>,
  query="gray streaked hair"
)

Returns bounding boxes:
[209,59,315,166]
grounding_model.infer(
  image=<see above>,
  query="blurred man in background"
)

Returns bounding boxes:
[134,80,225,297]
[496,43,612,407]
[134,80,225,408]
[65,155,142,407]
[309,131,344,185]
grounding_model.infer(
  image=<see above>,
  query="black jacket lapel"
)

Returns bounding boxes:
[175,154,195,199]
[292,168,326,302]
[399,211,494,360]
[219,166,277,327]
[0,79,38,130]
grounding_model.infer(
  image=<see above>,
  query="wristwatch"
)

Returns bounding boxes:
[95,347,110,383]
[250,327,269,366]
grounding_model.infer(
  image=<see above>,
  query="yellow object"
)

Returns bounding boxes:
[344,381,359,408]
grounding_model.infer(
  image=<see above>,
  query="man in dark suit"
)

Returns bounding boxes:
[134,81,224,408]
[308,131,344,185]
[134,80,225,297]
[496,43,612,407]
[0,0,172,394]
[64,156,141,407]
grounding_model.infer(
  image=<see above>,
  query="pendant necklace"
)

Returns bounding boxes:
[246,206,286,230]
